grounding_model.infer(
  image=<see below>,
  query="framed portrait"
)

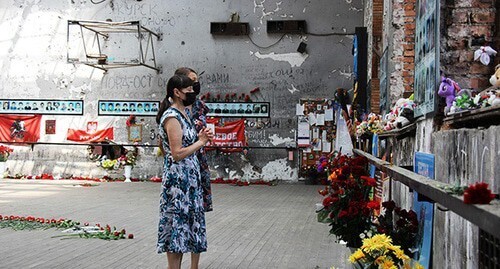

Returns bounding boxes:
[0,99,84,115]
[206,102,270,118]
[45,120,56,134]
[128,124,143,142]
[98,100,160,116]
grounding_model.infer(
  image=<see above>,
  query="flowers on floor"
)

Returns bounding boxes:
[210,177,273,186]
[0,214,133,240]
[0,145,13,162]
[3,173,162,183]
[349,234,423,269]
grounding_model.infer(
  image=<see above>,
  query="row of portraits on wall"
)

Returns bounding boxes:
[0,100,271,118]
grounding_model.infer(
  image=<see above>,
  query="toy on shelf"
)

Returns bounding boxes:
[438,76,461,115]
[383,97,416,131]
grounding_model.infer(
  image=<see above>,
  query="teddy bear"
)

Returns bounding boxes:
[473,64,500,108]
[438,76,461,114]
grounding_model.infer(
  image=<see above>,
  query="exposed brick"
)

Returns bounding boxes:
[469,25,493,38]
[459,51,474,62]
[404,3,415,11]
[406,23,416,30]
[470,63,491,74]
[471,0,495,8]
[404,17,415,23]
[404,50,415,57]
[447,25,470,38]
[470,77,490,89]
[446,39,468,50]
[403,63,415,70]
[451,10,470,23]
[471,10,496,23]
[404,10,416,16]
[403,44,414,50]
[404,28,415,35]
[403,57,414,63]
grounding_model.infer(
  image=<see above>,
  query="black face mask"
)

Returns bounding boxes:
[192,82,201,95]
[182,92,197,106]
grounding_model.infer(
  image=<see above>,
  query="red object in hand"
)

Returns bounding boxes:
[463,182,496,204]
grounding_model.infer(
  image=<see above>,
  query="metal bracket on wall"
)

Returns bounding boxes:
[67,20,162,73]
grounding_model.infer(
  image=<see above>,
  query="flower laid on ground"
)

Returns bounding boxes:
[463,182,496,204]
[0,214,133,240]
[4,173,161,183]
[317,152,377,248]
[0,145,13,162]
[375,200,419,256]
[349,234,423,269]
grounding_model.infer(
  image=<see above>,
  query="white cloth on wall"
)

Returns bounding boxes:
[334,107,353,155]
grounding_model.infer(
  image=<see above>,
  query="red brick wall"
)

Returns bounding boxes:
[390,0,416,104]
[441,0,497,90]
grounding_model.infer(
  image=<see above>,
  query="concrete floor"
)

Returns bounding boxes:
[0,179,350,269]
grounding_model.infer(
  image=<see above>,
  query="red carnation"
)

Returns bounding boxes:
[338,210,349,218]
[463,182,496,204]
[361,176,377,187]
[367,201,380,210]
[128,233,134,239]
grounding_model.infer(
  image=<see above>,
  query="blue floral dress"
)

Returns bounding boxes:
[188,99,213,212]
[157,107,207,254]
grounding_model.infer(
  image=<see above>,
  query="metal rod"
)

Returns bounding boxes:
[0,141,296,150]
[353,149,500,238]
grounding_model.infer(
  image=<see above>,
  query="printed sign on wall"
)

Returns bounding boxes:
[98,100,160,117]
[206,102,270,118]
[0,99,83,115]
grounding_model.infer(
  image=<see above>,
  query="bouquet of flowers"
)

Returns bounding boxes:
[349,234,423,269]
[0,145,13,162]
[375,200,419,256]
[118,148,138,167]
[98,159,120,170]
[317,152,378,248]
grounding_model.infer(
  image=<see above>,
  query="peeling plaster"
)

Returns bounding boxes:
[253,0,283,24]
[241,158,298,181]
[269,134,294,146]
[251,51,308,67]
[287,84,299,94]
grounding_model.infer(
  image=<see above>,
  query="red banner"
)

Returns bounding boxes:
[67,118,114,142]
[0,114,42,142]
[207,119,245,153]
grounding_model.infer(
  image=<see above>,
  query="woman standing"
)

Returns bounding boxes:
[174,67,213,213]
[156,74,213,269]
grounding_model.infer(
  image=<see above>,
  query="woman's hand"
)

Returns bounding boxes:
[198,127,214,144]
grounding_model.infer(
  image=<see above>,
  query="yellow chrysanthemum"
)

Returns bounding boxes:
[348,249,365,263]
[378,257,397,269]
[387,244,409,261]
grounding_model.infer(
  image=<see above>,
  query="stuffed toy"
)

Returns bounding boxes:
[383,98,416,131]
[438,76,461,114]
[489,64,500,90]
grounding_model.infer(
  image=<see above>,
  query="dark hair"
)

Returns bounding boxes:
[174,67,197,76]
[156,74,194,124]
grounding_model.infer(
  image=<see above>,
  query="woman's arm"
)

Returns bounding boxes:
[164,118,211,162]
